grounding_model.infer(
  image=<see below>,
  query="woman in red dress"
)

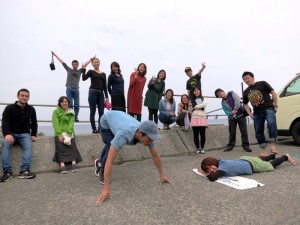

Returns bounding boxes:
[127,63,147,121]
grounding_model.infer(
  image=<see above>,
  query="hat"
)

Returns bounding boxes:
[184,67,192,72]
[214,88,224,97]
[139,121,161,141]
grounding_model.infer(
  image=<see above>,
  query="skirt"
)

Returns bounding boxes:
[53,137,82,164]
[190,117,207,127]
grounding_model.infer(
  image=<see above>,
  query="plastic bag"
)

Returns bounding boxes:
[64,136,71,145]
[184,112,190,130]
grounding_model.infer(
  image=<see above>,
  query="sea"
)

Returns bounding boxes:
[37,117,251,137]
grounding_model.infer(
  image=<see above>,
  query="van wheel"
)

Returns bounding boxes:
[291,121,300,145]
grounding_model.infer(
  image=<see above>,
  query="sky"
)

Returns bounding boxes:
[1,0,300,124]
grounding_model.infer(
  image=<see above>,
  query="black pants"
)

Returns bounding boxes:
[129,113,141,122]
[148,108,158,124]
[260,154,288,168]
[192,126,206,149]
[227,116,249,148]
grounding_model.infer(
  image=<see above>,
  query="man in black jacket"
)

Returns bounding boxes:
[1,88,38,182]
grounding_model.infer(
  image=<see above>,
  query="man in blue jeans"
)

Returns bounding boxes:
[1,89,38,182]
[51,51,95,122]
[242,71,278,156]
[94,111,171,204]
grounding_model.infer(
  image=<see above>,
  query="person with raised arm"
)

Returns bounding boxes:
[185,62,206,98]
[51,51,95,122]
[82,57,109,133]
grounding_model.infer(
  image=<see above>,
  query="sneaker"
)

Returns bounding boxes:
[200,149,205,154]
[99,171,104,185]
[71,164,78,172]
[94,159,101,177]
[0,172,12,182]
[18,170,36,179]
[92,129,100,134]
[60,166,68,174]
[75,118,79,122]
[196,148,202,154]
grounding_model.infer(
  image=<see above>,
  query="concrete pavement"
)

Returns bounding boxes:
[0,138,299,225]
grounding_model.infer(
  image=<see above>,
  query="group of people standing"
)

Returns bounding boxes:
[1,53,289,204]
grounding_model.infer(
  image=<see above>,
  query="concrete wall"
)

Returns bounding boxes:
[0,124,258,174]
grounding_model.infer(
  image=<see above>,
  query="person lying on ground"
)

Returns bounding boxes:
[198,153,296,181]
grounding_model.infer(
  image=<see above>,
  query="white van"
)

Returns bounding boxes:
[277,73,300,145]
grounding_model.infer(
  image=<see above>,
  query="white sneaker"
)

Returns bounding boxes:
[200,149,205,154]
[196,148,202,154]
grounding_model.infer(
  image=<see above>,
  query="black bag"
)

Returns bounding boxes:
[50,54,55,70]
[241,102,251,117]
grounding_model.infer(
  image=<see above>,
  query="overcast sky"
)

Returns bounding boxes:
[1,0,300,123]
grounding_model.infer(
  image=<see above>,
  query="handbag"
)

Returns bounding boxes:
[184,112,190,130]
[50,54,55,71]
[104,100,112,110]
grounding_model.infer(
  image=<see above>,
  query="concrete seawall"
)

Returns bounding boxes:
[0,124,259,174]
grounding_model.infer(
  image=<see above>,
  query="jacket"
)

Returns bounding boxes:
[1,102,37,137]
[52,107,75,137]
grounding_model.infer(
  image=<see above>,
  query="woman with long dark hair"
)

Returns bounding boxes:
[108,61,126,112]
[176,94,192,129]
[158,89,176,130]
[127,63,147,121]
[144,69,166,124]
[190,86,207,154]
[82,58,109,133]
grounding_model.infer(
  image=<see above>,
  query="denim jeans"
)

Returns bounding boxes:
[159,112,176,125]
[88,90,104,130]
[66,86,80,119]
[253,109,278,148]
[100,128,115,172]
[1,133,32,173]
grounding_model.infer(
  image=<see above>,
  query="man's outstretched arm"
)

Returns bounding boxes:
[51,51,64,64]
[96,147,118,204]
[150,147,171,185]
[196,62,206,77]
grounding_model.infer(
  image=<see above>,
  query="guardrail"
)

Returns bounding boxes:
[0,95,230,124]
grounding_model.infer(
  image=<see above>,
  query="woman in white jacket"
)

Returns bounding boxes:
[190,86,207,154]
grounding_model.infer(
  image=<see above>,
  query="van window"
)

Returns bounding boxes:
[282,76,300,97]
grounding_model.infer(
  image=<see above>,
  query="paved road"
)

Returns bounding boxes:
[0,138,299,225]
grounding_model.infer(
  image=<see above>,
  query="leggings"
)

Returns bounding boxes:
[192,126,206,149]
[148,108,158,124]
[260,154,288,168]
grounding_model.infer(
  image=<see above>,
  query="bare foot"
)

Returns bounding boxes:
[258,149,268,157]
[286,153,296,165]
[271,148,278,154]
